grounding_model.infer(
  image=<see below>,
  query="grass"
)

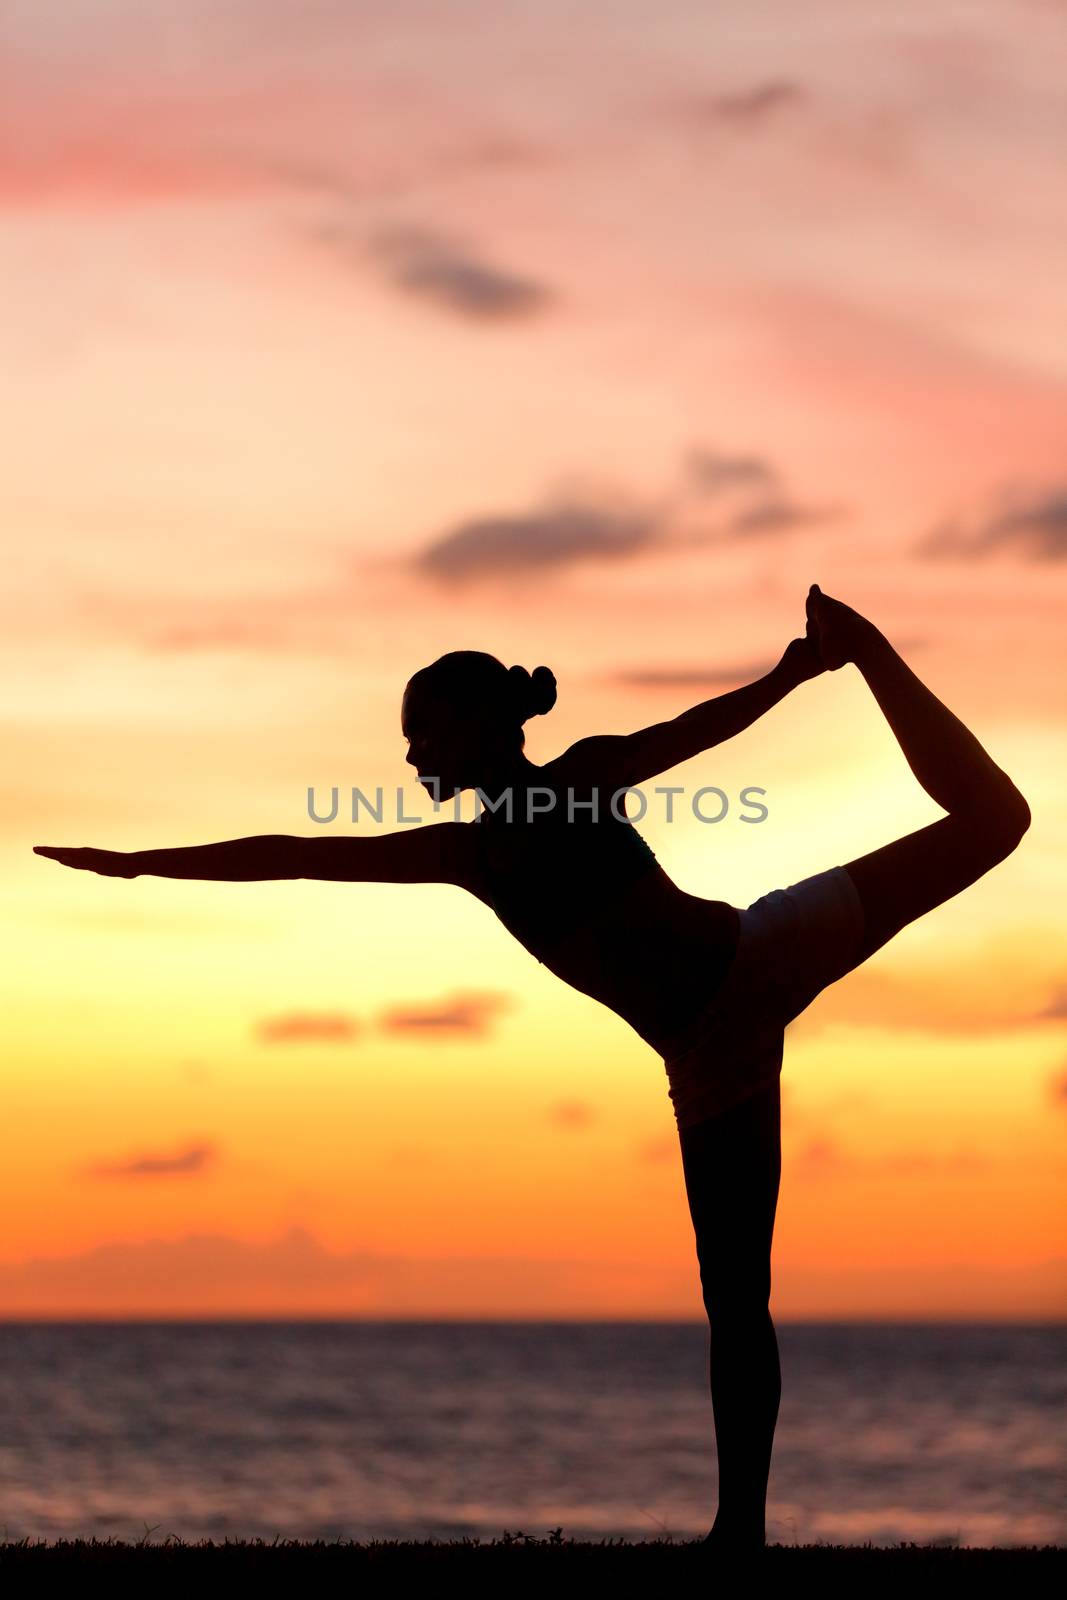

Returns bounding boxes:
[0,1529,1063,1583]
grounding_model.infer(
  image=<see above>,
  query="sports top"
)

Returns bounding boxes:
[472,787,659,962]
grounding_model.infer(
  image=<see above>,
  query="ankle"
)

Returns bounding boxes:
[853,619,892,668]
[704,1512,766,1549]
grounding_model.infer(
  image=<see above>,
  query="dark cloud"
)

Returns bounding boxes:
[69,440,842,644]
[255,1013,362,1044]
[408,441,848,588]
[358,222,555,320]
[666,80,807,131]
[683,449,780,496]
[546,1099,597,1130]
[917,487,1067,563]
[86,1141,218,1180]
[376,989,514,1037]
[606,659,776,690]
[414,498,661,584]
[681,447,849,541]
[700,80,807,123]
[728,498,847,536]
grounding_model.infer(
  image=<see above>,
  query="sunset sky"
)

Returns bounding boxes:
[4,0,1065,1318]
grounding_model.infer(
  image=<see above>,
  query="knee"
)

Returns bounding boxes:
[956,782,1031,865]
[983,786,1031,861]
[704,1303,773,1347]
[699,1268,772,1327]
[1002,786,1031,845]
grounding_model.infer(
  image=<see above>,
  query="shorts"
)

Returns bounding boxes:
[662,865,866,1132]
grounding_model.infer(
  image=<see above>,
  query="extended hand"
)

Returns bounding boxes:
[778,632,826,688]
[33,845,139,878]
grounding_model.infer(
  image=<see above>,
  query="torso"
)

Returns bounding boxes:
[455,756,742,1057]
[531,867,741,1057]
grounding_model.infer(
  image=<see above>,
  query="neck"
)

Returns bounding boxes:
[476,749,540,807]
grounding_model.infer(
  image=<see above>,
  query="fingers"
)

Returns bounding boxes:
[34,845,95,871]
[34,845,80,868]
[783,634,825,683]
[801,634,826,677]
[804,612,826,669]
[36,845,138,877]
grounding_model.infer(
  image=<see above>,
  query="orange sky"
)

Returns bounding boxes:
[4,0,1065,1319]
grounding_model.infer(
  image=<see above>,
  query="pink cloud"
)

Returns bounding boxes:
[0,1226,698,1318]
[791,1135,991,1180]
[255,1013,362,1044]
[546,1099,597,1130]
[0,1225,1061,1319]
[636,1135,678,1165]
[376,990,514,1037]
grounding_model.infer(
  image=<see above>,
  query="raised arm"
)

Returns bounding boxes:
[558,634,824,790]
[34,823,472,885]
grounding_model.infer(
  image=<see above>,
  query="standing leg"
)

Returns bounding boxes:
[679,1074,783,1550]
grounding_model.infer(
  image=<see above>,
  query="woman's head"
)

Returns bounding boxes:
[402,650,557,794]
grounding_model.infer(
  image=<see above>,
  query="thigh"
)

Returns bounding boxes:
[843,811,1018,969]
[679,1078,782,1305]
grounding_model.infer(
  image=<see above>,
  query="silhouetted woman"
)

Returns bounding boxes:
[34,586,1031,1552]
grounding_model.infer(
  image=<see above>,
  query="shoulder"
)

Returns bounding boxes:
[545,735,635,791]
[395,817,482,887]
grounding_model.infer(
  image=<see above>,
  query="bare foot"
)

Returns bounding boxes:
[805,584,881,671]
[701,1518,766,1558]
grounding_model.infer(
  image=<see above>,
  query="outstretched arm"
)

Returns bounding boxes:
[35,835,305,881]
[34,823,471,885]
[560,633,824,790]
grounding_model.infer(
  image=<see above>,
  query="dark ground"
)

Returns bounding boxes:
[1,1532,1064,1590]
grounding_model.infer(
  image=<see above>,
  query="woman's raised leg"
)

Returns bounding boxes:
[678,1075,783,1551]
[807,587,1031,964]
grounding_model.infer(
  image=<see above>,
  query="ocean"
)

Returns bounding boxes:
[0,1321,1062,1547]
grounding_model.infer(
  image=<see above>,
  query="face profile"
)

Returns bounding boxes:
[401,651,546,801]
[402,686,495,798]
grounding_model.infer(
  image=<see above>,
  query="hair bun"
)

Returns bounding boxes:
[508,663,557,722]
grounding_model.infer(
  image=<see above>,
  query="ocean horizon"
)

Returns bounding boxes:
[0,1319,1062,1548]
